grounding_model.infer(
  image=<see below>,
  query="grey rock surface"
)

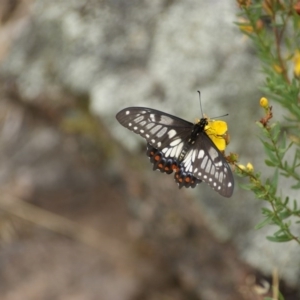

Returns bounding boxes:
[1,0,299,290]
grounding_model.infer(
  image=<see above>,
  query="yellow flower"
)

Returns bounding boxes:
[205,119,228,151]
[293,50,300,77]
[260,97,269,108]
[238,163,253,172]
[246,162,254,172]
[238,164,246,171]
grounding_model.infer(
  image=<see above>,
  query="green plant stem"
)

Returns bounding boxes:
[235,164,300,244]
[269,201,300,244]
[268,128,300,182]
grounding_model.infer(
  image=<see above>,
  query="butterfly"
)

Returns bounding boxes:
[116,107,234,197]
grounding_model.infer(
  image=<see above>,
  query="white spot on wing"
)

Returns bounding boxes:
[165,147,173,157]
[157,127,167,137]
[146,123,155,130]
[205,160,212,173]
[185,161,191,171]
[175,143,184,157]
[214,160,223,167]
[198,149,205,159]
[192,151,196,162]
[183,151,193,164]
[200,156,208,169]
[126,111,130,115]
[168,129,177,139]
[170,146,178,157]
[150,125,162,134]
[170,139,182,147]
[157,142,162,147]
[134,116,144,123]
[219,172,223,182]
[208,147,218,160]
[128,123,132,127]
[150,114,156,122]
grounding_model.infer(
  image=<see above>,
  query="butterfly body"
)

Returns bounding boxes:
[116,107,234,197]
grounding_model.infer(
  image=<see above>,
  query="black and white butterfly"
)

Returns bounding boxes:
[116,107,234,197]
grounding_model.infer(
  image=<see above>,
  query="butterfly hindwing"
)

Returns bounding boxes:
[181,132,234,197]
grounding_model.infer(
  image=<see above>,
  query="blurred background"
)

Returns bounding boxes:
[0,0,299,299]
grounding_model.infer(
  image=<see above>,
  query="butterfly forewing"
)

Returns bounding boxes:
[116,107,193,158]
[116,106,234,197]
[181,132,234,197]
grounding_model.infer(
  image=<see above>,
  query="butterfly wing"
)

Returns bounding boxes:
[116,107,193,158]
[181,131,234,197]
[116,107,234,197]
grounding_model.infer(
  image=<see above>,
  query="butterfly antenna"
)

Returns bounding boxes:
[197,91,229,119]
[197,90,204,118]
[211,113,229,119]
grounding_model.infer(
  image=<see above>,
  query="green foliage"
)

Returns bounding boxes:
[235,0,300,248]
